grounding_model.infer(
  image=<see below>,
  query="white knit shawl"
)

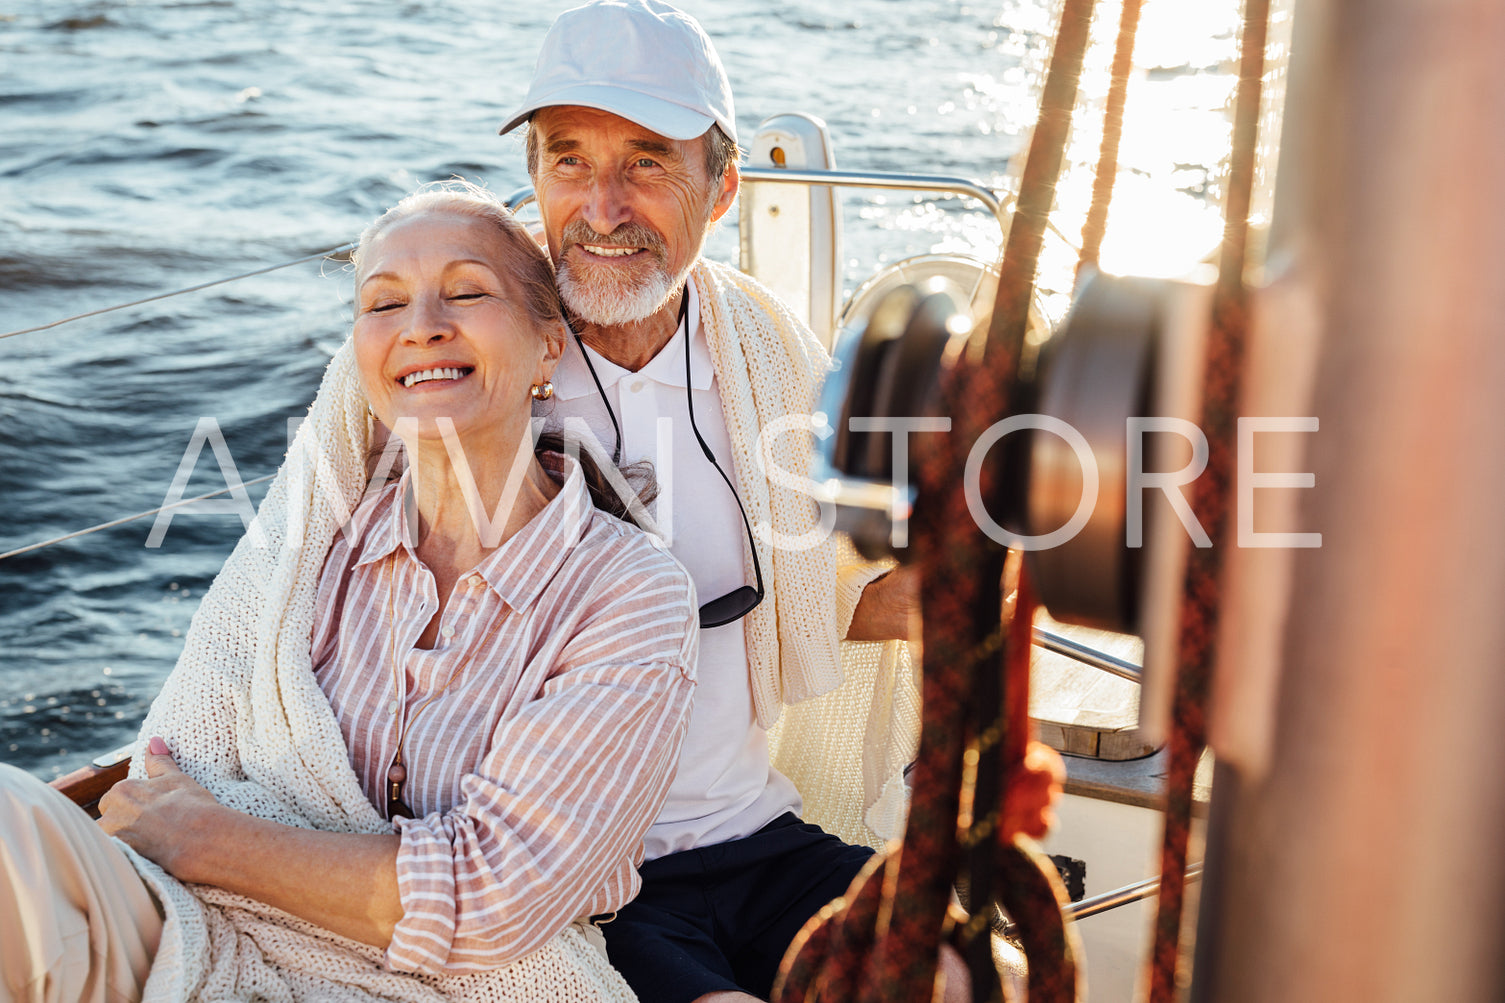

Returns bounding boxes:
[692,260,921,849]
[124,342,636,1002]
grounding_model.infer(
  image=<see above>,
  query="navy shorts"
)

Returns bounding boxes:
[600,813,875,1003]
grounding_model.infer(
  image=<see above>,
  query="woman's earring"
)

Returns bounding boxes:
[530,380,555,401]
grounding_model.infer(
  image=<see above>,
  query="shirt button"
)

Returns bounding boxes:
[629,379,645,393]
[388,700,399,715]
[440,624,455,639]
[468,574,485,588]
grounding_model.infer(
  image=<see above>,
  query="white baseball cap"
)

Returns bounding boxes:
[498,0,737,144]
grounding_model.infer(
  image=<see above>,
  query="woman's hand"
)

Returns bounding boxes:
[99,736,220,880]
[99,736,403,945]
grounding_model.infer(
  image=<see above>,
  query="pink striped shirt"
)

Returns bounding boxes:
[310,453,698,975]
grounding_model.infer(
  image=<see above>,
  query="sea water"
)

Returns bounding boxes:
[0,0,1243,776]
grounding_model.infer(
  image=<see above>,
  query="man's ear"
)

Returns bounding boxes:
[708,160,739,223]
[539,317,567,378]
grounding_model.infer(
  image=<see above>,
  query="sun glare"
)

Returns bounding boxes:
[1046,0,1264,282]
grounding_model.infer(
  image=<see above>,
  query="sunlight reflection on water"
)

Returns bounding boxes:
[0,0,1256,774]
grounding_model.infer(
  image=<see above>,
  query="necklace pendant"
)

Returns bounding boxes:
[386,754,412,819]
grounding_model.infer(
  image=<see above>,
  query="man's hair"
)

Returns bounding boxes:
[524,121,741,197]
[702,124,740,191]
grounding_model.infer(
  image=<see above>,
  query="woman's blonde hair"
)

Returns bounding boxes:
[353,180,658,527]
[351,178,563,333]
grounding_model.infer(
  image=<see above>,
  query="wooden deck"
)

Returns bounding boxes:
[1030,612,1212,811]
[1031,612,1152,761]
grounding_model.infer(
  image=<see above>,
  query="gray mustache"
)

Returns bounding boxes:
[561,221,666,256]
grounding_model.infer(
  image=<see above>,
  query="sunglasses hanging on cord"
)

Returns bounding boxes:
[565,288,765,629]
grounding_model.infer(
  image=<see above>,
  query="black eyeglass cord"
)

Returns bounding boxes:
[565,288,765,626]
[678,292,767,601]
[565,307,623,466]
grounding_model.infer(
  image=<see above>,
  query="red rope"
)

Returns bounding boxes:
[1077,0,1146,280]
[989,0,1099,355]
[994,562,1081,1003]
[774,0,1100,999]
[1146,0,1271,999]
[871,0,1101,993]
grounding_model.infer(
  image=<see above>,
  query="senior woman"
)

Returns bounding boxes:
[0,183,698,1003]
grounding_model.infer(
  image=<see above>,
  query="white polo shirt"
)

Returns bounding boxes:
[539,283,803,860]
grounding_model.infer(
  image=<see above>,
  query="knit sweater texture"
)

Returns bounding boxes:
[122,256,922,1000]
[124,343,636,1002]
[691,259,920,849]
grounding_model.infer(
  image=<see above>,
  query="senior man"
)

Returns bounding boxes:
[501,3,1063,1001]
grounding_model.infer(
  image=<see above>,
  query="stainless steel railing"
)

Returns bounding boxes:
[3,166,1059,343]
[997,862,1205,937]
[1032,627,1142,684]
[508,165,1078,249]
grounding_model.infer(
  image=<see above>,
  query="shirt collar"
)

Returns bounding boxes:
[350,474,414,568]
[349,454,593,612]
[551,279,714,401]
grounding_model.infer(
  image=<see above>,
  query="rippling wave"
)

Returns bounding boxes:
[0,0,1239,776]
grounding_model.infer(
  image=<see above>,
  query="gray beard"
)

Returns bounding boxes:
[557,257,681,327]
[555,213,710,326]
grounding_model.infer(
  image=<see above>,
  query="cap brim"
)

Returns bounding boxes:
[498,83,717,141]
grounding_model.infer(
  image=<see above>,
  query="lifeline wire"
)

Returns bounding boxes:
[0,244,356,342]
[0,474,276,563]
